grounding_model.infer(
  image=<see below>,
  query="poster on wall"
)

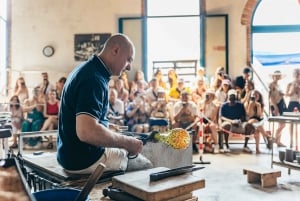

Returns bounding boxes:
[74,33,111,61]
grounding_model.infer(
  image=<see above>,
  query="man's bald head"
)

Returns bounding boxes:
[99,34,135,76]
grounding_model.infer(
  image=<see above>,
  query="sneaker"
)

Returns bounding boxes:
[243,146,252,153]
[219,147,225,153]
[224,147,231,153]
[213,145,220,154]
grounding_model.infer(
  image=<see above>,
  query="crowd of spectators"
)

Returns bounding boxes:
[3,66,295,155]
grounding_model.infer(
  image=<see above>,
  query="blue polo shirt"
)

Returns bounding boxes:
[220,101,246,120]
[57,55,110,170]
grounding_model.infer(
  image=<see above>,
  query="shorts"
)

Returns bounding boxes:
[221,121,250,135]
[64,148,128,174]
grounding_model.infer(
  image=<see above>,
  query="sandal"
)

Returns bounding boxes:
[47,142,54,149]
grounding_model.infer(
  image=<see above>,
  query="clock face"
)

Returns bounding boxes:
[43,45,54,57]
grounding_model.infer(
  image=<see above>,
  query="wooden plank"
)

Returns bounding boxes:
[112,167,205,201]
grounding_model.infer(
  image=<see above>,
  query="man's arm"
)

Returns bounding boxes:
[76,114,143,156]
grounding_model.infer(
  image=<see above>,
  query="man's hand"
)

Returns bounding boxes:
[124,137,143,156]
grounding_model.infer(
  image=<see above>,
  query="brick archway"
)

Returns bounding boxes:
[240,0,260,65]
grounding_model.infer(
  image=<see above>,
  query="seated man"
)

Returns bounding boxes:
[173,91,198,152]
[149,89,169,132]
[107,88,125,131]
[197,89,219,153]
[57,34,152,174]
[219,89,255,153]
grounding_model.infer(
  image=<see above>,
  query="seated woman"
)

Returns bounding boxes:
[244,90,272,154]
[9,95,24,149]
[40,89,60,149]
[125,92,150,133]
[22,86,45,148]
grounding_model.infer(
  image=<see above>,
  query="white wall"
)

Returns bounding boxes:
[9,0,141,91]
[9,0,249,91]
[206,0,248,77]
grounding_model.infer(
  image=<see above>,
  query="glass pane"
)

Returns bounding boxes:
[147,16,200,81]
[147,0,199,16]
[0,0,7,20]
[0,19,7,97]
[253,0,300,25]
[253,32,300,65]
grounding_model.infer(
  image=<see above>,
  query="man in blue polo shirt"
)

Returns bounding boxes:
[219,89,255,153]
[57,34,152,174]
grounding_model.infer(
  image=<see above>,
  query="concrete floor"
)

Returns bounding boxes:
[192,144,300,201]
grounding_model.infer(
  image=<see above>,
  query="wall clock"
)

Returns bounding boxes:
[42,45,55,57]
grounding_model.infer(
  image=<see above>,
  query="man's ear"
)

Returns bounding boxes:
[111,44,120,56]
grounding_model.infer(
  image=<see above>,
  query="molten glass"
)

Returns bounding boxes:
[152,128,191,150]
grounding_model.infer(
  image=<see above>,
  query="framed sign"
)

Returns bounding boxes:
[74,33,111,61]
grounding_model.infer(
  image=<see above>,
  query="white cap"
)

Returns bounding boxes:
[228,89,237,97]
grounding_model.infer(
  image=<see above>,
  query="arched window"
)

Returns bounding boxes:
[252,0,300,82]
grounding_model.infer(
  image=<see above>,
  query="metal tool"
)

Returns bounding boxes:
[103,186,143,201]
[149,165,205,182]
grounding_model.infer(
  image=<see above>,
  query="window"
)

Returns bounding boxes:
[146,0,201,83]
[0,0,8,97]
[252,0,300,82]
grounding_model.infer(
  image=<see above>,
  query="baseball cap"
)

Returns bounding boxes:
[228,89,237,97]
[243,67,252,74]
[222,79,231,85]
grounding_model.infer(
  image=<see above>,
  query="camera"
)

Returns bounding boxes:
[250,96,255,101]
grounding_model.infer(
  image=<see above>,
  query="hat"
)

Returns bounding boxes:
[222,79,231,85]
[243,67,252,74]
[228,89,237,97]
[206,89,215,95]
[270,70,285,79]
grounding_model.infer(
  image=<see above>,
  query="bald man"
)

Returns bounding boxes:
[57,34,152,174]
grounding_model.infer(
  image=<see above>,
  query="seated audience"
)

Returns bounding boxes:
[115,78,129,105]
[240,80,255,103]
[125,92,150,133]
[211,66,225,91]
[40,89,60,149]
[145,77,164,103]
[215,79,231,106]
[149,89,170,132]
[244,90,272,153]
[219,89,255,153]
[153,69,167,89]
[173,91,198,153]
[107,88,125,130]
[21,86,45,148]
[167,69,178,89]
[191,77,207,103]
[169,78,190,102]
[197,89,219,153]
[55,76,66,100]
[13,77,29,103]
[9,95,24,149]
[39,72,54,95]
[233,67,252,95]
